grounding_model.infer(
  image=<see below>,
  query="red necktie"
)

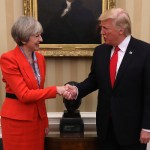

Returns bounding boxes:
[110,46,119,87]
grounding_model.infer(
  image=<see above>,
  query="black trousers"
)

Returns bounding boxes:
[98,119,147,150]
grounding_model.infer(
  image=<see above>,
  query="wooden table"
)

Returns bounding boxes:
[44,132,99,150]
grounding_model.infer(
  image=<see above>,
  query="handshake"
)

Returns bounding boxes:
[56,84,78,100]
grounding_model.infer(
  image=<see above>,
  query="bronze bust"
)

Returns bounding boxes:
[60,81,84,133]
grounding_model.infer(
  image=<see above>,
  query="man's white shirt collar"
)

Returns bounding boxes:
[118,35,131,52]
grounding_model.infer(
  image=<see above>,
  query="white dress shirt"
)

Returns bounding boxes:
[111,35,131,77]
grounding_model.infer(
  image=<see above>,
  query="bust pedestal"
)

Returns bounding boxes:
[60,110,84,133]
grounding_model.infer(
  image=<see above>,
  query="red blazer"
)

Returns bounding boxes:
[0,46,56,121]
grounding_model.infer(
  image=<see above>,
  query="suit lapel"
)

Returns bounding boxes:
[114,37,136,88]
[35,53,45,88]
[99,45,112,89]
[14,46,39,89]
[105,46,113,89]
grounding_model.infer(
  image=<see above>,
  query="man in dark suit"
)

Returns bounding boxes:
[42,0,100,44]
[63,8,150,150]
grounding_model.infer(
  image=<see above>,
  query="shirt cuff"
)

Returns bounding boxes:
[74,86,78,100]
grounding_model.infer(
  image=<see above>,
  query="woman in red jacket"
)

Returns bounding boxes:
[0,15,66,150]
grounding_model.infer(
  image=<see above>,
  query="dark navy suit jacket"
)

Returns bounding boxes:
[76,36,150,145]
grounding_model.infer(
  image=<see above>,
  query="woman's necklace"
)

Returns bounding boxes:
[27,57,34,65]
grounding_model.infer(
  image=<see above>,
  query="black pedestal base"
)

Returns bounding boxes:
[60,110,84,133]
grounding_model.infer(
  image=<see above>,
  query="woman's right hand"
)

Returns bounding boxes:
[56,86,66,96]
